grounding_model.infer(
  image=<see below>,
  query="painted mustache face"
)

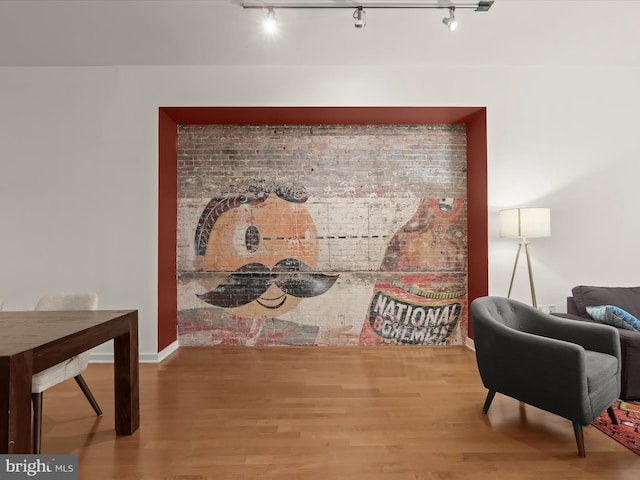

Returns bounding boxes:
[197,258,338,309]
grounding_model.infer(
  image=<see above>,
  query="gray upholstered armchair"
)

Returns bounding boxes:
[471,296,621,457]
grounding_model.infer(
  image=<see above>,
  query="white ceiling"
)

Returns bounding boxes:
[0,0,639,67]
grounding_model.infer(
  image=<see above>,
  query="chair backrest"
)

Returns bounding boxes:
[0,298,4,311]
[34,293,98,311]
[33,293,99,372]
[471,296,542,335]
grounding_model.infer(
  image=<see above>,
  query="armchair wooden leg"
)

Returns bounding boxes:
[32,392,43,454]
[607,406,618,425]
[74,374,103,416]
[573,422,586,457]
[482,390,496,414]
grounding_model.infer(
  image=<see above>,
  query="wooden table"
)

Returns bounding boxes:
[0,310,139,453]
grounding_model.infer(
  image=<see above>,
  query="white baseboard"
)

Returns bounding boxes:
[89,340,179,364]
[465,337,475,351]
[157,340,179,362]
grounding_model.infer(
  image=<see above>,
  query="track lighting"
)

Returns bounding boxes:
[353,6,366,29]
[242,2,494,32]
[442,7,458,31]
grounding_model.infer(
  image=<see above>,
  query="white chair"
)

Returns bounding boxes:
[32,293,103,453]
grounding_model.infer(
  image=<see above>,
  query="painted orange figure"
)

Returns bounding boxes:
[194,184,337,320]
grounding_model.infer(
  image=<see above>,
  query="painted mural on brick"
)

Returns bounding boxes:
[176,124,468,346]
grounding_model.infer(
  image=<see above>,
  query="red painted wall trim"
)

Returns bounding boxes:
[158,109,178,351]
[464,109,489,339]
[157,107,488,351]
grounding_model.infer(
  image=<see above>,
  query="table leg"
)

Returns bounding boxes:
[113,311,140,435]
[0,351,33,453]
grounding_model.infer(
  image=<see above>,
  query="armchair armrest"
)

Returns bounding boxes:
[527,309,620,361]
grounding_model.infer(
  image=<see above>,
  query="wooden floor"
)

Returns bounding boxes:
[40,346,640,479]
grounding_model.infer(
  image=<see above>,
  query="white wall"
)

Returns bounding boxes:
[2,64,639,357]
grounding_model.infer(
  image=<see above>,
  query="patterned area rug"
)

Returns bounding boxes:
[592,400,640,455]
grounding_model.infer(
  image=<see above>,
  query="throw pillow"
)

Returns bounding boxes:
[586,305,640,331]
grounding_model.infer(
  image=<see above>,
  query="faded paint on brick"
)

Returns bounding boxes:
[177,124,467,346]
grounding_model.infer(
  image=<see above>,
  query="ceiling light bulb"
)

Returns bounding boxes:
[263,7,278,35]
[353,6,366,29]
[442,7,458,31]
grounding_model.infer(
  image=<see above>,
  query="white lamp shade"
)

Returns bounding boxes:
[499,208,551,238]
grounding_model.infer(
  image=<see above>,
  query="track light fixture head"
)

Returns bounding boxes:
[263,6,278,35]
[353,6,366,29]
[442,6,458,31]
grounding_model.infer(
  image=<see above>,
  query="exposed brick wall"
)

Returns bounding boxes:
[177,124,467,346]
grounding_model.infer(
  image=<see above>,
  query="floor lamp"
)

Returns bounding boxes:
[499,207,551,309]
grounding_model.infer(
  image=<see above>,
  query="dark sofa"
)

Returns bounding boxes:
[560,285,640,400]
